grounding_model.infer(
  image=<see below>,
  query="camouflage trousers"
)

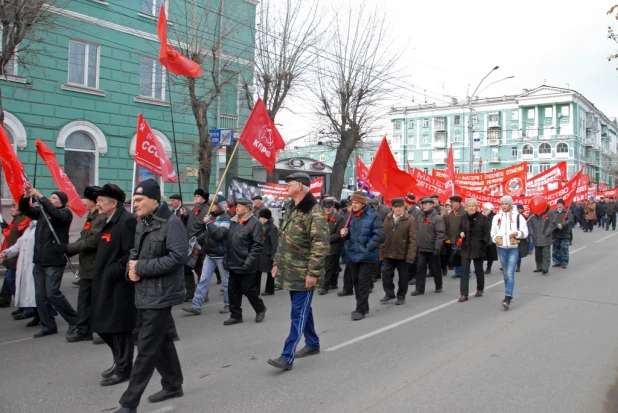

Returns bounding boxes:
[552,239,570,266]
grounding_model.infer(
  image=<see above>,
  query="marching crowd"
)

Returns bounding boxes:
[0,171,616,412]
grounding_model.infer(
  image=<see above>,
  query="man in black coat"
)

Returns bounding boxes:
[88,184,137,387]
[115,179,187,413]
[319,198,344,295]
[223,198,266,326]
[169,193,187,226]
[183,188,209,301]
[19,184,77,339]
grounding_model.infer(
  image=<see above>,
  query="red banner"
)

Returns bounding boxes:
[35,139,87,217]
[573,174,589,203]
[411,168,445,198]
[600,188,618,197]
[135,114,177,182]
[0,127,27,202]
[526,162,567,194]
[238,98,285,174]
[367,137,415,204]
[228,176,323,206]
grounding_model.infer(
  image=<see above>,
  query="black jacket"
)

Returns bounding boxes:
[597,202,608,217]
[185,202,209,238]
[172,204,188,227]
[416,208,446,253]
[458,212,489,259]
[326,212,344,256]
[198,210,231,257]
[19,195,73,267]
[550,209,574,240]
[132,203,188,309]
[62,210,107,280]
[92,207,137,333]
[258,218,278,273]
[225,213,263,273]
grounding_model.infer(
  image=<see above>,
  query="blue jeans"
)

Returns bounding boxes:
[552,239,570,266]
[192,256,229,309]
[5,268,15,296]
[497,248,519,297]
[454,266,471,277]
[281,291,319,364]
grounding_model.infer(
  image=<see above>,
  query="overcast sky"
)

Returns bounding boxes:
[276,0,618,145]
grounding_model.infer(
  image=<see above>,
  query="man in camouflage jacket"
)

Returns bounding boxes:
[267,173,329,371]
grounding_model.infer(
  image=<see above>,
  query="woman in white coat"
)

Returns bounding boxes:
[0,220,38,326]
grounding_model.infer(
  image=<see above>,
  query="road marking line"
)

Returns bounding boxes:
[595,232,618,243]
[569,246,587,254]
[150,405,175,413]
[325,280,505,352]
[0,337,35,346]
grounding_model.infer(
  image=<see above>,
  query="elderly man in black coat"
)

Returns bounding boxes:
[89,184,137,387]
[114,179,187,413]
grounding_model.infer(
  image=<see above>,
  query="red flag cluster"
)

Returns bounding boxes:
[0,127,27,202]
[366,137,415,204]
[134,114,177,182]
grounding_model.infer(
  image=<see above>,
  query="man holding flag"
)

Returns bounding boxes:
[550,199,574,269]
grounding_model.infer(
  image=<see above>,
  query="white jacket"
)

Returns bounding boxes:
[490,209,528,249]
[2,220,37,307]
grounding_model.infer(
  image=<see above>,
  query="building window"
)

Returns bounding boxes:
[472,115,478,124]
[527,109,535,120]
[488,130,500,140]
[422,119,429,128]
[140,57,166,100]
[423,168,429,174]
[527,164,533,174]
[370,155,375,163]
[422,134,428,144]
[454,166,460,173]
[319,153,325,161]
[557,142,568,154]
[142,0,166,16]
[422,151,429,161]
[539,163,551,172]
[394,120,402,130]
[392,135,402,148]
[453,131,461,142]
[512,110,519,120]
[454,115,460,125]
[407,152,414,161]
[539,142,551,154]
[561,106,570,116]
[473,167,480,173]
[64,131,97,196]
[454,149,461,160]
[68,40,99,88]
[511,146,518,157]
[407,120,414,129]
[492,168,498,172]
[522,144,533,155]
[545,107,553,118]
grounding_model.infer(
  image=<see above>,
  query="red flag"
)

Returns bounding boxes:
[238,98,285,173]
[157,6,203,78]
[445,144,455,191]
[406,161,414,176]
[356,156,372,192]
[0,127,27,202]
[366,137,415,204]
[135,114,177,182]
[35,139,87,217]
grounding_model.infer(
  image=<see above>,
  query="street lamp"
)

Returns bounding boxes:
[468,66,499,173]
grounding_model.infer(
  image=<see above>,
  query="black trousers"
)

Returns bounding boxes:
[373,260,382,280]
[119,308,183,409]
[33,265,77,332]
[534,245,551,272]
[0,276,11,305]
[183,253,205,300]
[441,244,451,271]
[342,260,353,293]
[228,270,265,320]
[253,270,275,295]
[460,257,485,297]
[76,279,92,335]
[607,214,616,230]
[134,309,178,342]
[382,258,409,299]
[324,255,340,289]
[348,262,374,315]
[99,331,134,375]
[407,260,417,281]
[415,252,442,293]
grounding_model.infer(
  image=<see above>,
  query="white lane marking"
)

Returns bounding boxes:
[325,280,505,352]
[569,246,587,254]
[150,405,175,413]
[595,232,618,243]
[0,337,34,346]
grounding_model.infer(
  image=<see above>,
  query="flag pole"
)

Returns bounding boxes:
[130,161,136,213]
[206,139,241,217]
[33,152,38,188]
[165,58,183,203]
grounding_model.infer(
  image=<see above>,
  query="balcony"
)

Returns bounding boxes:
[539,152,552,159]
[526,127,538,138]
[488,156,500,163]
[488,114,500,128]
[433,156,446,164]
[557,135,569,140]
[586,156,598,165]
[522,153,534,160]
[488,139,500,146]
[433,117,446,131]
[584,140,594,147]
[433,138,447,148]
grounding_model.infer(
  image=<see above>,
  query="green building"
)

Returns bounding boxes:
[1,0,257,204]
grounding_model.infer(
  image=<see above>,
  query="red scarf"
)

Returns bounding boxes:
[456,237,463,247]
[542,214,549,220]
[327,214,336,223]
[83,221,92,231]
[424,218,431,225]
[239,220,247,225]
[354,210,363,218]
[454,211,458,216]
[194,208,200,217]
[1,217,32,250]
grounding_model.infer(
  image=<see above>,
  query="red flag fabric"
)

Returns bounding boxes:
[0,127,27,202]
[445,144,455,191]
[135,114,177,182]
[366,137,415,204]
[406,161,414,176]
[35,139,87,217]
[356,156,372,192]
[157,6,203,78]
[238,97,285,173]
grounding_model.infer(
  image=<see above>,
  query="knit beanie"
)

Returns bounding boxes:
[51,191,68,207]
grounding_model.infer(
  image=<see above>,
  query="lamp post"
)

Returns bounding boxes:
[468,66,499,173]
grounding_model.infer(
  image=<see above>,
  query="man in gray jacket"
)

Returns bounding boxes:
[528,203,556,275]
[114,179,188,413]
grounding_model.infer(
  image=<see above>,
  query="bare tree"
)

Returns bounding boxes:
[0,0,61,124]
[242,0,323,122]
[171,0,254,190]
[314,5,398,198]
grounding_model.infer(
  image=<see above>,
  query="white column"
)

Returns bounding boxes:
[519,107,523,138]
[552,103,557,135]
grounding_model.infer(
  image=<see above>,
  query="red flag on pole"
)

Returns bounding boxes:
[157,6,203,78]
[356,156,372,192]
[238,97,285,173]
[445,144,455,192]
[406,161,414,176]
[135,114,178,182]
[0,127,27,202]
[366,137,415,204]
[35,139,87,217]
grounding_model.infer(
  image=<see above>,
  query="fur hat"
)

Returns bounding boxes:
[350,191,368,204]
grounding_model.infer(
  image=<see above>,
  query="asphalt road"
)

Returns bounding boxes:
[1,227,617,413]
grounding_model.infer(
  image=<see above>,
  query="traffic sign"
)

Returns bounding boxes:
[210,129,235,146]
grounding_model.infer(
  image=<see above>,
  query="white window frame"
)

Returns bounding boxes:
[67,39,100,89]
[407,119,414,129]
[511,147,518,157]
[454,149,461,160]
[472,115,478,124]
[512,110,519,120]
[422,134,429,144]
[545,107,553,118]
[319,153,325,161]
[142,0,168,17]
[394,120,402,130]
[422,119,429,128]
[392,134,402,148]
[454,166,461,173]
[422,151,429,161]
[473,167,480,173]
[527,109,535,120]
[539,163,551,172]
[423,168,429,174]
[561,106,570,116]
[407,151,414,161]
[453,131,461,142]
[538,142,551,154]
[454,115,460,125]
[139,56,166,101]
[522,144,534,155]
[556,142,568,154]
[62,132,99,191]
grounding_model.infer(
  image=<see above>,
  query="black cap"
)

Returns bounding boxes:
[251,195,263,201]
[236,198,253,207]
[430,193,440,199]
[133,179,161,203]
[51,191,68,207]
[391,198,405,207]
[449,195,462,203]
[323,198,335,208]
[334,200,341,209]
[340,199,349,208]
[368,198,379,205]
[284,172,311,187]
[258,208,272,219]
[83,186,101,202]
[557,198,565,205]
[420,197,434,204]
[194,189,208,200]
[96,184,126,204]
[169,193,182,201]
